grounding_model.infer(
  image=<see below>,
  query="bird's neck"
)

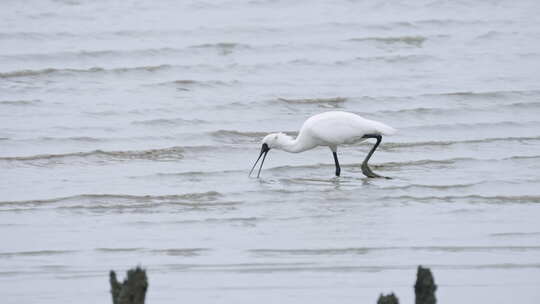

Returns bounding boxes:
[276,134,310,153]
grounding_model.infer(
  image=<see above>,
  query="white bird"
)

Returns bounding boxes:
[249,111,397,179]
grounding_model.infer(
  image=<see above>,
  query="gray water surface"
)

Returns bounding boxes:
[1,0,540,303]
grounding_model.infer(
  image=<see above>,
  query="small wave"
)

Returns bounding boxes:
[462,263,540,270]
[382,181,481,191]
[129,217,259,226]
[151,79,240,89]
[39,136,106,143]
[414,18,511,27]
[503,101,540,109]
[0,250,76,258]
[379,101,540,116]
[95,247,144,253]
[406,121,540,134]
[381,194,540,204]
[267,163,337,172]
[0,191,223,208]
[129,167,246,179]
[191,42,250,49]
[475,30,509,40]
[83,110,122,116]
[0,67,102,78]
[251,248,370,256]
[424,89,540,99]
[265,156,540,174]
[0,99,41,106]
[333,89,539,104]
[131,118,207,126]
[156,261,313,272]
[1,47,188,62]
[490,232,540,238]
[377,106,449,116]
[199,217,260,224]
[335,54,435,66]
[159,263,540,273]
[0,64,171,79]
[0,31,52,40]
[250,245,540,256]
[378,157,475,168]
[406,245,540,252]
[0,29,194,41]
[348,35,426,46]
[353,54,436,65]
[210,130,272,144]
[170,79,199,85]
[363,21,416,30]
[94,247,209,256]
[264,158,463,173]
[97,64,171,73]
[276,97,347,104]
[149,168,243,178]
[190,42,251,55]
[177,261,540,274]
[505,155,540,161]
[0,146,184,163]
[266,159,458,173]
[150,248,209,256]
[384,136,540,150]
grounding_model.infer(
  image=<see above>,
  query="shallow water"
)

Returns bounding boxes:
[1,0,540,303]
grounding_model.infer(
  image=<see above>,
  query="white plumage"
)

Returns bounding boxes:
[250,111,396,179]
[296,111,396,149]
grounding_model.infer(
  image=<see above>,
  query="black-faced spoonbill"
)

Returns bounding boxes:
[249,111,396,179]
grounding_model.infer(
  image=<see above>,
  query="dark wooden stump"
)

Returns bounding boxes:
[414,266,437,304]
[377,292,399,304]
[110,266,148,304]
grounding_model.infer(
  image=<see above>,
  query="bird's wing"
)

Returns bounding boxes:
[302,113,368,145]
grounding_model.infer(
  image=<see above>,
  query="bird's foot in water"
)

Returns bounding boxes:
[361,163,391,179]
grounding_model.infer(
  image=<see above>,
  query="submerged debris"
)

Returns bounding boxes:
[106,265,437,304]
[110,266,148,304]
[414,266,437,304]
[377,292,400,304]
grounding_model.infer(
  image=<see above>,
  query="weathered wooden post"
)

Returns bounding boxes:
[110,266,148,304]
[377,292,399,304]
[414,266,437,304]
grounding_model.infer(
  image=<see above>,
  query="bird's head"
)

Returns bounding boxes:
[261,132,287,149]
[249,132,287,178]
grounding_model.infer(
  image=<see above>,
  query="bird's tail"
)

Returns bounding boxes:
[373,121,397,136]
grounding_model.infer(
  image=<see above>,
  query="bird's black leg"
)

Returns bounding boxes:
[361,134,389,179]
[332,151,341,177]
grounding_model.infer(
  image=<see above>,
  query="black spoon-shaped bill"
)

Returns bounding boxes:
[249,143,270,178]
[257,150,269,178]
